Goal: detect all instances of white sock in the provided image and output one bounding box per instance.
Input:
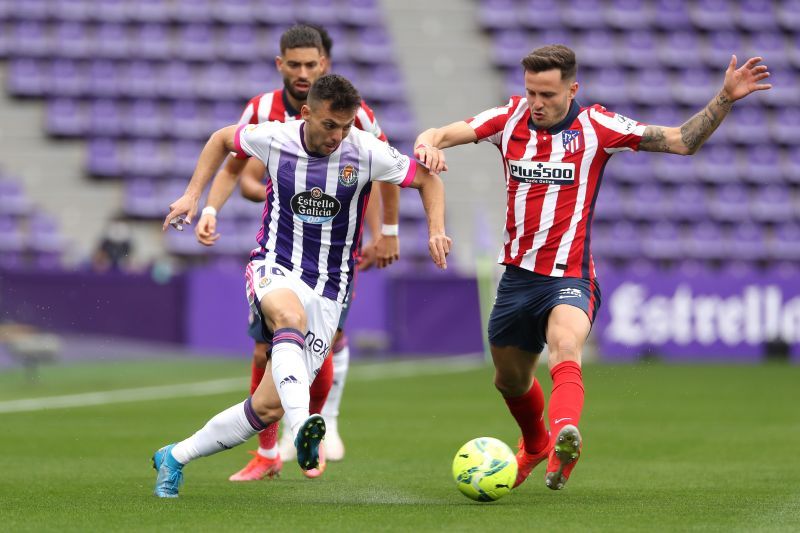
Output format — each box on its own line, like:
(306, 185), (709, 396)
(271, 328), (310, 439)
(258, 446), (279, 459)
(171, 399), (264, 464)
(322, 344), (350, 422)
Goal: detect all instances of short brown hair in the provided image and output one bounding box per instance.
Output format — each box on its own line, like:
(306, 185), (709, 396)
(521, 45), (577, 81)
(279, 24), (324, 55)
(308, 74), (362, 113)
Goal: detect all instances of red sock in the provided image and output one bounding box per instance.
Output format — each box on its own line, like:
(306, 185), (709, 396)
(504, 379), (548, 454)
(309, 352), (334, 414)
(548, 361), (584, 444)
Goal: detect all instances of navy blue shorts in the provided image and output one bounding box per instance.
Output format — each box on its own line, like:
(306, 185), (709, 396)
(487, 266), (601, 354)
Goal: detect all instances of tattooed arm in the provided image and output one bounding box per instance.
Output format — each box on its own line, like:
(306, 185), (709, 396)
(639, 55), (771, 155)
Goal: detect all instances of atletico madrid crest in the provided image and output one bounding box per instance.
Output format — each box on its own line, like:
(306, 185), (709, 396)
(562, 130), (583, 155)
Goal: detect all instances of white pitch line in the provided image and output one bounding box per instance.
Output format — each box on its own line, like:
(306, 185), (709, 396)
(0, 356), (485, 414)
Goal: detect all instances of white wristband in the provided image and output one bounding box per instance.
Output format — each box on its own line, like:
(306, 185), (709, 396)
(381, 224), (399, 236)
(201, 206), (217, 218)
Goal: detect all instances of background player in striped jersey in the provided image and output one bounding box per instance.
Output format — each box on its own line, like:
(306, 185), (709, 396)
(195, 25), (399, 481)
(154, 74), (450, 498)
(415, 45), (770, 491)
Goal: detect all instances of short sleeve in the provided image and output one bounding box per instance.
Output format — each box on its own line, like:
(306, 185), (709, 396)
(235, 122), (277, 163)
(588, 105), (648, 154)
(466, 96), (521, 146)
(364, 133), (416, 188)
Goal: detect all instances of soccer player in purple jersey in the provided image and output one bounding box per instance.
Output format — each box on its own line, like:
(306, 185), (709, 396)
(153, 74), (451, 498)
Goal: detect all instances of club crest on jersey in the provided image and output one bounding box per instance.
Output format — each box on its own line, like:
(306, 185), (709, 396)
(258, 276), (271, 288)
(291, 187), (341, 224)
(508, 160), (576, 185)
(338, 164), (359, 186)
(562, 130), (583, 155)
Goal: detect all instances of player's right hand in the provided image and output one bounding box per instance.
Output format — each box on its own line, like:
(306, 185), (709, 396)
(195, 213), (220, 246)
(414, 143), (448, 174)
(163, 194), (198, 231)
(428, 233), (452, 270)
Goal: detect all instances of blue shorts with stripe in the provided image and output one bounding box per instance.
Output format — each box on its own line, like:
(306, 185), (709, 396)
(487, 265), (601, 354)
(246, 289), (352, 343)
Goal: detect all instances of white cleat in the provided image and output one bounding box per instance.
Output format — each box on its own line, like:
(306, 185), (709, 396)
(324, 427), (345, 462)
(278, 427), (297, 462)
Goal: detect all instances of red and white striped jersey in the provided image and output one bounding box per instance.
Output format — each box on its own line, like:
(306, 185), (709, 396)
(237, 88), (387, 140)
(467, 96), (647, 280)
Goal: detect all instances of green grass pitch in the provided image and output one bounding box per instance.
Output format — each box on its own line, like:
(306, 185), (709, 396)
(0, 357), (798, 532)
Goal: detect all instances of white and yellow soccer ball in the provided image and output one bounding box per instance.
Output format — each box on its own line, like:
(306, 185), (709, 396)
(452, 437), (518, 502)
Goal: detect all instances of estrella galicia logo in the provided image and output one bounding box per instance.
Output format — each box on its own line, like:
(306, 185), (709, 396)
(291, 187), (341, 224)
(508, 160), (576, 185)
(338, 164), (359, 186)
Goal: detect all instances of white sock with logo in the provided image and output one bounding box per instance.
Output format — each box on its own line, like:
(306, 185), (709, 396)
(271, 328), (310, 439)
(321, 342), (350, 426)
(171, 399), (264, 464)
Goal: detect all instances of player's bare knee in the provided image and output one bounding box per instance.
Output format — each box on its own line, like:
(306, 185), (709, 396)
(548, 337), (582, 365)
(270, 309), (306, 332)
(493, 370), (529, 397)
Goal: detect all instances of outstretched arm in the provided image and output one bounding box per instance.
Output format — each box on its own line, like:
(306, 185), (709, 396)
(414, 121), (478, 173)
(162, 124), (240, 230)
(639, 56), (771, 155)
(406, 165), (451, 270)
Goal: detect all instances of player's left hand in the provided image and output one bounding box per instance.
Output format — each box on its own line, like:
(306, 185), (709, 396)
(428, 233), (452, 270)
(414, 143), (449, 174)
(163, 193), (199, 231)
(722, 55), (771, 102)
(375, 235), (399, 268)
(358, 242), (377, 271)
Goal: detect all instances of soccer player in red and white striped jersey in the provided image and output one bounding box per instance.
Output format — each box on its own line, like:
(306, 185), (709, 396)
(415, 45), (771, 491)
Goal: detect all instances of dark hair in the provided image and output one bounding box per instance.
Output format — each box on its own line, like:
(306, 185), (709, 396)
(305, 23), (333, 59)
(279, 24), (324, 55)
(521, 44), (577, 81)
(308, 74), (361, 112)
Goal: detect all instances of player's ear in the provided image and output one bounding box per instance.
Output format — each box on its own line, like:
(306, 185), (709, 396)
(301, 104), (312, 120)
(569, 81), (579, 99)
(275, 55), (283, 71)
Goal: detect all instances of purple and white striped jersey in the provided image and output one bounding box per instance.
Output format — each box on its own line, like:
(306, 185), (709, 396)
(234, 120), (417, 303)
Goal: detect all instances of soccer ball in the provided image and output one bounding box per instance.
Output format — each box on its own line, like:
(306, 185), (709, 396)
(452, 437), (517, 502)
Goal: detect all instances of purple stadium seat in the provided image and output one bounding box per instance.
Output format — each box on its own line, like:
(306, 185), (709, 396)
(126, 99), (164, 139)
(479, 0), (519, 31)
(671, 67), (715, 106)
(54, 0), (92, 21)
(254, 0), (296, 25)
(124, 179), (160, 218)
(560, 0), (606, 29)
(740, 145), (783, 186)
(197, 62), (238, 100)
(642, 220), (683, 261)
(668, 183), (709, 221)
(94, 22), (130, 59)
(747, 32), (790, 69)
(581, 67), (627, 107)
(338, 0), (383, 27)
(696, 144), (741, 184)
(128, 0), (172, 22)
(28, 213), (65, 254)
(11, 0), (48, 20)
(651, 0), (692, 31)
(685, 221), (728, 260)
(134, 23), (172, 61)
(53, 21), (91, 59)
(209, 101), (241, 131)
(296, 0), (339, 26)
(574, 30), (616, 69)
(736, 0), (779, 31)
(11, 20), (50, 57)
(213, 0), (257, 24)
(89, 99), (123, 138)
(782, 148), (800, 185)
(750, 185), (795, 223)
(760, 69), (800, 107)
(702, 31), (745, 69)
(50, 58), (87, 97)
(520, 0), (562, 31)
(616, 31), (659, 69)
(125, 139), (165, 178)
(592, 183), (623, 222)
(653, 154), (696, 185)
(158, 61), (196, 98)
(604, 0), (653, 29)
(219, 24), (260, 63)
(46, 98), (88, 137)
(492, 30), (531, 69)
(607, 151), (655, 184)
(350, 28), (393, 64)
(119, 60), (159, 99)
(726, 105), (770, 145)
(0, 180), (30, 216)
(708, 183), (749, 222)
(171, 140), (204, 177)
(172, 0), (214, 23)
(603, 220), (642, 259)
(776, 0), (800, 32)
(768, 106), (800, 145)
(0, 216), (25, 253)
(175, 24), (216, 61)
(623, 182), (669, 221)
(94, 0), (128, 22)
(728, 222), (767, 262)
(375, 104), (416, 142)
(628, 69), (673, 105)
(7, 58), (47, 96)
(770, 223), (800, 261)
(88, 139), (122, 177)
(637, 105), (682, 129)
(88, 59), (120, 97)
(690, 0), (735, 30)
(361, 65), (404, 103)
(240, 63), (281, 101)
(658, 31), (704, 68)
(168, 100), (208, 140)
(323, 26), (352, 63)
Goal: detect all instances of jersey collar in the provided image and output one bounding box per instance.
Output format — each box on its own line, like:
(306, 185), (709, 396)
(529, 100), (581, 135)
(299, 122), (329, 158)
(282, 89), (301, 118)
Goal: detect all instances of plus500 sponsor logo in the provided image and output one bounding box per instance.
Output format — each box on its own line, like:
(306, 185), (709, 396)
(606, 283), (800, 346)
(508, 160), (576, 185)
